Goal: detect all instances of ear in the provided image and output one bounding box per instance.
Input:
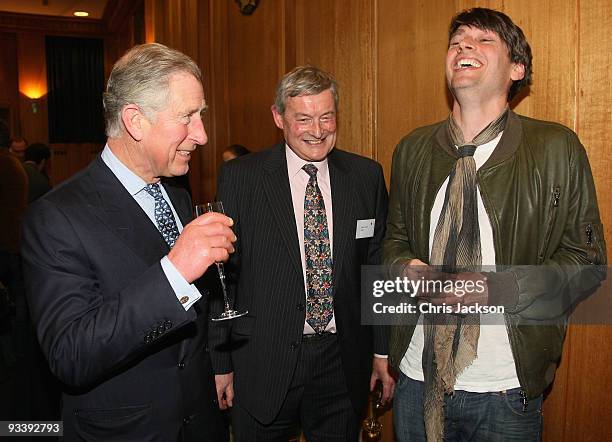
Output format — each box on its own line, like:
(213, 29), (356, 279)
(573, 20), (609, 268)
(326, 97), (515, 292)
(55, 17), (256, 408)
(121, 104), (146, 141)
(511, 63), (525, 82)
(271, 105), (285, 130)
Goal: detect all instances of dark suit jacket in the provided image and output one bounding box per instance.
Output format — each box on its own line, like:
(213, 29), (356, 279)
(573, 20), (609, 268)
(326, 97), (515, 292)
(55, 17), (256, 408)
(211, 144), (389, 424)
(21, 157), (226, 441)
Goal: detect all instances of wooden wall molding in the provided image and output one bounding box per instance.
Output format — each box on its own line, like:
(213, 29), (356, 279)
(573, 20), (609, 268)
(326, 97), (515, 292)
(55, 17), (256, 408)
(0, 11), (105, 36)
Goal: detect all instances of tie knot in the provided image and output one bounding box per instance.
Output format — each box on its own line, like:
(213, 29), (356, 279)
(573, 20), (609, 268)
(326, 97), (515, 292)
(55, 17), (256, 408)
(144, 183), (163, 199)
(458, 145), (477, 158)
(303, 163), (318, 178)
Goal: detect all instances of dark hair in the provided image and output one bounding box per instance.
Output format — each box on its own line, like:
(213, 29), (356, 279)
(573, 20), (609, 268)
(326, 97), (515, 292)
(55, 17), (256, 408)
(0, 120), (9, 148)
(25, 143), (51, 164)
(449, 8), (532, 101)
(225, 144), (250, 157)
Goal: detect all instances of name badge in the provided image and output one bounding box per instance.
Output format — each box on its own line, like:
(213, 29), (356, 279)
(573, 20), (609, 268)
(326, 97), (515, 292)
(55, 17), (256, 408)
(355, 219), (375, 239)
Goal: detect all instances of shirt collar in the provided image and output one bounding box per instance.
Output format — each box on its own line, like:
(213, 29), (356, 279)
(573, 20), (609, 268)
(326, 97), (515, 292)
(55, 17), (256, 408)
(284, 143), (329, 180)
(100, 144), (149, 196)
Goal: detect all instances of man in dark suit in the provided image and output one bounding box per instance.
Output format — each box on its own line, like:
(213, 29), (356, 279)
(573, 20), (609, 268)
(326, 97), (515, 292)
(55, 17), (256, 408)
(21, 43), (235, 441)
(212, 66), (395, 440)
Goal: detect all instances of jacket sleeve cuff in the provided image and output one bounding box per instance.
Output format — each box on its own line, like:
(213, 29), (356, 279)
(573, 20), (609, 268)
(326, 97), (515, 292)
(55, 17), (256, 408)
(210, 352), (233, 375)
(486, 271), (519, 310)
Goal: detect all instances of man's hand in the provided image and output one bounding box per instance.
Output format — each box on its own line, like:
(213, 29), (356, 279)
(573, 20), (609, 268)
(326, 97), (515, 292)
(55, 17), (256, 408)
(214, 372), (234, 410)
(401, 258), (430, 297)
(370, 357), (395, 404)
(416, 271), (489, 309)
(168, 212), (236, 283)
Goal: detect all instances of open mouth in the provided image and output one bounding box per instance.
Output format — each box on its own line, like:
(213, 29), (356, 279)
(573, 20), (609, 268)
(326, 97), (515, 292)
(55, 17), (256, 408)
(177, 150), (192, 158)
(455, 58), (482, 69)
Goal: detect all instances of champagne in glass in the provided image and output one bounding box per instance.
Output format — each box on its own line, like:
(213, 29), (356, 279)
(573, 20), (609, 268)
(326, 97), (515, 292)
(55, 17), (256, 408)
(195, 202), (247, 321)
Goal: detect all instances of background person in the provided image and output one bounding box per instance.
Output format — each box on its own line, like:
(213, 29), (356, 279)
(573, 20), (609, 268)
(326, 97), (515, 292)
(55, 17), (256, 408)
(9, 136), (27, 161)
(23, 142), (52, 203)
(222, 144), (250, 162)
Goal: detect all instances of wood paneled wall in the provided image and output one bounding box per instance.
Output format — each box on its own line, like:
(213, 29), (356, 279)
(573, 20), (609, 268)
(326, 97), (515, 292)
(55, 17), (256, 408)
(0, 32), (19, 135)
(147, 1), (611, 440)
(0, 11), (123, 186)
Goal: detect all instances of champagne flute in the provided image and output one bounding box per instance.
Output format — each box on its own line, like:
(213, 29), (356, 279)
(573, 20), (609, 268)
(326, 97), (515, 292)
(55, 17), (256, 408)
(195, 202), (248, 321)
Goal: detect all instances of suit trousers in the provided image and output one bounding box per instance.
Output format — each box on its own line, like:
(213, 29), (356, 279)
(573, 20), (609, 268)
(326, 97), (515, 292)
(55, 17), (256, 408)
(232, 333), (360, 441)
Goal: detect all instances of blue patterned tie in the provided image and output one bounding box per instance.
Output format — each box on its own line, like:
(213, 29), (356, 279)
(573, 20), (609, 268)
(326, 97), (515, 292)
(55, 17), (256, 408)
(302, 164), (333, 333)
(144, 183), (180, 247)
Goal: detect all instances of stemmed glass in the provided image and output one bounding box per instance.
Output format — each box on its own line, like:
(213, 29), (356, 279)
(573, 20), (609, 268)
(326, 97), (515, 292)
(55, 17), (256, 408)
(195, 202), (248, 321)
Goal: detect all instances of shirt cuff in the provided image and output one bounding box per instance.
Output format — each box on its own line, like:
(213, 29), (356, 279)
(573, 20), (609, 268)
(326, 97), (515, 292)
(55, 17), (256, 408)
(160, 256), (202, 311)
(374, 354), (388, 359)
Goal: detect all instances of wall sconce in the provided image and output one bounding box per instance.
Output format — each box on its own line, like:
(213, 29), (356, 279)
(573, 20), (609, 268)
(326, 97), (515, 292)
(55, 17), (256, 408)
(235, 0), (259, 15)
(21, 83), (45, 115)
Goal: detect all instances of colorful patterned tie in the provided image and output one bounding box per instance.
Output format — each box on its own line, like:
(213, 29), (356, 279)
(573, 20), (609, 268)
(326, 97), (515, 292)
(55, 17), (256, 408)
(302, 164), (333, 333)
(144, 183), (180, 247)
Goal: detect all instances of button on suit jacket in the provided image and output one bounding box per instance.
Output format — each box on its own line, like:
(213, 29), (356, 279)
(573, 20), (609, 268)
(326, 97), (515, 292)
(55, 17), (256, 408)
(21, 157), (226, 441)
(210, 144), (389, 423)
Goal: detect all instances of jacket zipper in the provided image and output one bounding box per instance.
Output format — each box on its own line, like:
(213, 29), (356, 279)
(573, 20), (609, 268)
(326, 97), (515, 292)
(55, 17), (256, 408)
(586, 223), (593, 247)
(585, 222), (598, 264)
(537, 186), (560, 264)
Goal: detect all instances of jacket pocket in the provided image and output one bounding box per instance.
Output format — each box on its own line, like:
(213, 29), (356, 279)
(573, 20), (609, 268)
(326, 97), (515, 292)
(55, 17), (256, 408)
(231, 315), (256, 336)
(537, 186), (560, 264)
(74, 404), (151, 441)
(583, 221), (606, 265)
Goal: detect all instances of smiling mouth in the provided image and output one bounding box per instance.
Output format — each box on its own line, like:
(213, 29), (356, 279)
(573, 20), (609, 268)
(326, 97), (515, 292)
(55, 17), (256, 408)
(177, 150), (193, 158)
(304, 138), (326, 145)
(455, 58), (482, 69)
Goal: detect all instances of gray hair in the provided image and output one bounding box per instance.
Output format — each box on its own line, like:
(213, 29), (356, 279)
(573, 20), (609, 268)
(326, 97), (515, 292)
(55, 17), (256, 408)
(274, 65), (338, 115)
(103, 43), (202, 138)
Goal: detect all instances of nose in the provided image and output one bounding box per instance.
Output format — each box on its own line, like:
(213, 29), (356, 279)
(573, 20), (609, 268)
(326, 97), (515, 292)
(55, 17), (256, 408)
(310, 119), (322, 138)
(458, 38), (474, 52)
(189, 116), (208, 146)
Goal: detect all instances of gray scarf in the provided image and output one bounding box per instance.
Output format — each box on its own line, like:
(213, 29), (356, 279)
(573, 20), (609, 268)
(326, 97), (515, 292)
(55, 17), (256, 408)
(422, 109), (508, 441)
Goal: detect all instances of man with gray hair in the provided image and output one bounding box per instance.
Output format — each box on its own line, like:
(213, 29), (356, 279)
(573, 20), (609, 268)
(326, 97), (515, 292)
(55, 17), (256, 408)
(21, 43), (234, 441)
(211, 65), (394, 440)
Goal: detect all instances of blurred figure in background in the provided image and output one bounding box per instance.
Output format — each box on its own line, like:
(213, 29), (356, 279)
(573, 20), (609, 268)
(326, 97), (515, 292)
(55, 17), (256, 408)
(9, 136), (28, 162)
(0, 121), (27, 415)
(222, 144), (250, 162)
(23, 143), (52, 203)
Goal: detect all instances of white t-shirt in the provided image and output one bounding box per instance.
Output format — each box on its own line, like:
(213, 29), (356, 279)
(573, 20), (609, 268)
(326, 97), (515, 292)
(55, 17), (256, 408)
(399, 132), (521, 392)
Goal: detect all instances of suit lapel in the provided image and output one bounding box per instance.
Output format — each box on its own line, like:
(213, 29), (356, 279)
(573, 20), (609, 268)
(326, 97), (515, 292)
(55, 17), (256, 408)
(328, 150), (353, 294)
(262, 144), (302, 276)
(87, 158), (199, 362)
(86, 157), (170, 266)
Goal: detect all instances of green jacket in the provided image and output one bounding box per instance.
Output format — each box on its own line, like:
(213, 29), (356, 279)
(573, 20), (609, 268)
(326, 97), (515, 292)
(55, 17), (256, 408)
(383, 111), (607, 399)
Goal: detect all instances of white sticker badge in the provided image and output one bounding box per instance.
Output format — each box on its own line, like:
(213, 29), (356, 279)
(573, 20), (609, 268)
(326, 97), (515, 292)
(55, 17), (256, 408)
(355, 219), (375, 239)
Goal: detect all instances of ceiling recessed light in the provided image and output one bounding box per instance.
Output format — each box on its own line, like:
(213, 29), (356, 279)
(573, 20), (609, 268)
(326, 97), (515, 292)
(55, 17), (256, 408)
(73, 11), (89, 17)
